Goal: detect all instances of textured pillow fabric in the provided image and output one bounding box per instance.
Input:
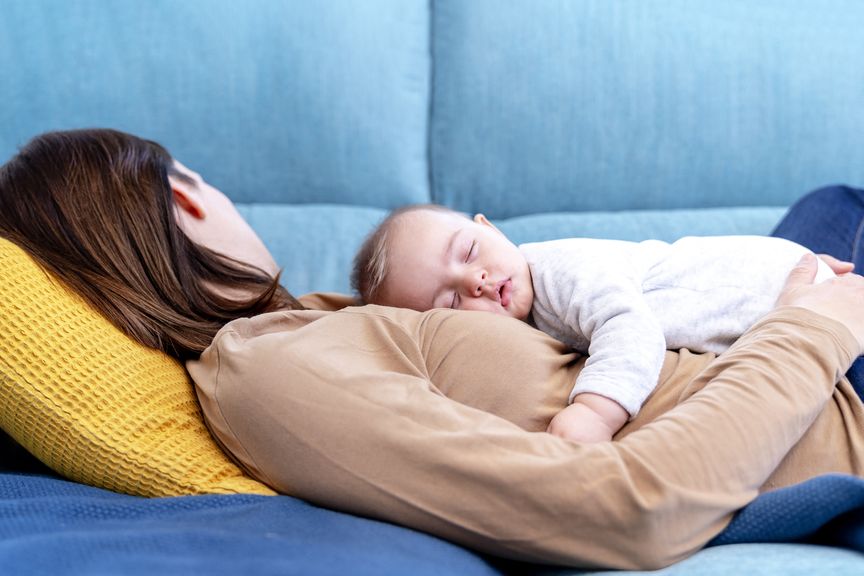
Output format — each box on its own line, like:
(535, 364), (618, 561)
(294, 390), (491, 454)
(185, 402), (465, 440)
(0, 238), (273, 497)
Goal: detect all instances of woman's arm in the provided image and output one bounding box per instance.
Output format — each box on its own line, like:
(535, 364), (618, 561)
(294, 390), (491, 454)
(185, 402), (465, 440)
(420, 255), (862, 567)
(189, 257), (863, 570)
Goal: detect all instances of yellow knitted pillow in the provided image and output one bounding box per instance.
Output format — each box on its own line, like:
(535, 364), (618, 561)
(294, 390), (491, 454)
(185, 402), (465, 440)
(0, 238), (274, 497)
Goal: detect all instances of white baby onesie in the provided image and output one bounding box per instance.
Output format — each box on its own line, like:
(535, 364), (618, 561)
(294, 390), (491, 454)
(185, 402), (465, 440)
(520, 236), (835, 417)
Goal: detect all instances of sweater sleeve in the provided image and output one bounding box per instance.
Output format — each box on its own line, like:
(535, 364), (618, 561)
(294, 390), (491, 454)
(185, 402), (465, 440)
(189, 305), (858, 570)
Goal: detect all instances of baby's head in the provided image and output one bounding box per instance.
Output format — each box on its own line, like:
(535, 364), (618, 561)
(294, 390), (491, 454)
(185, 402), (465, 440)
(351, 204), (533, 320)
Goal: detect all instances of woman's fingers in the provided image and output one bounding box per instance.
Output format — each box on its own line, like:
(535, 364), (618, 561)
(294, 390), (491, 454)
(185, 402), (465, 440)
(779, 253), (819, 294)
(817, 253), (855, 275)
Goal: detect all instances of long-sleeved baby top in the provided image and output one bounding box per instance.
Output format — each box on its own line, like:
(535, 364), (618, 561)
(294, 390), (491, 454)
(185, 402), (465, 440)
(521, 236), (835, 416)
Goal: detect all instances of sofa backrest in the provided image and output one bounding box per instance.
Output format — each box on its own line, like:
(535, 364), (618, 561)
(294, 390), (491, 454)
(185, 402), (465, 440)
(0, 0), (431, 209)
(430, 0), (864, 218)
(2, 0), (863, 294)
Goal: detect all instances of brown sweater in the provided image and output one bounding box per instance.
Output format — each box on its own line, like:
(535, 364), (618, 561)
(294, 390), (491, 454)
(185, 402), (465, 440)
(188, 304), (862, 570)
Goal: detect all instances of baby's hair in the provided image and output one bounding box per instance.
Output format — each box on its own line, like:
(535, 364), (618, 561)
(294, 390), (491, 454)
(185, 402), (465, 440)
(351, 204), (465, 304)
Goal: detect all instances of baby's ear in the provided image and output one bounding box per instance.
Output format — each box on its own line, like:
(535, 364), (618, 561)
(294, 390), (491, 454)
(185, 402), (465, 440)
(473, 213), (491, 226)
(473, 213), (502, 233)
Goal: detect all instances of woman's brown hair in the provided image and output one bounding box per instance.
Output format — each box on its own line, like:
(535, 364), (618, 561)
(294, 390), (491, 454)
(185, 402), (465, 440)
(0, 128), (301, 360)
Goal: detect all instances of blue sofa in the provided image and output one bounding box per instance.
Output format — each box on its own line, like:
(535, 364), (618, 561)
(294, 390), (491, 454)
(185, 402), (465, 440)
(2, 1), (864, 574)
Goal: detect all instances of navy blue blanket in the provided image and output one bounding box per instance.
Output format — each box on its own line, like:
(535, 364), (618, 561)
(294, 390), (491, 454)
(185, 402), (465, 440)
(3, 425), (864, 574)
(1, 469), (864, 575)
(709, 473), (864, 550)
(0, 472), (502, 576)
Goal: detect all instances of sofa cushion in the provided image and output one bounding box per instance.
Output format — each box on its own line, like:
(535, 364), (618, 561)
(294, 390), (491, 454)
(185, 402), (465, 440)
(497, 206), (788, 246)
(573, 543), (864, 576)
(0, 238), (273, 497)
(247, 203), (788, 295)
(431, 0), (864, 218)
(0, 0), (431, 209)
(238, 203), (390, 296)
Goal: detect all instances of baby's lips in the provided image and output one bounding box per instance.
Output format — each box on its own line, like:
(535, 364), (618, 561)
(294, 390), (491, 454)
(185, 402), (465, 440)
(498, 279), (513, 307)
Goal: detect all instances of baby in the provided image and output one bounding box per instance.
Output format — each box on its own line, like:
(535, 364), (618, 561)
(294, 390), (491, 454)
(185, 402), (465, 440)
(351, 204), (837, 443)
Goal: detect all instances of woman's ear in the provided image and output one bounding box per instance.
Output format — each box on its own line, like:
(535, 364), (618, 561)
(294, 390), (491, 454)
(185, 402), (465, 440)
(171, 178), (207, 220)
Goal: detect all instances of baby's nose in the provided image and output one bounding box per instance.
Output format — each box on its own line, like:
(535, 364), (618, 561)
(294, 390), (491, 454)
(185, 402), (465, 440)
(467, 270), (488, 296)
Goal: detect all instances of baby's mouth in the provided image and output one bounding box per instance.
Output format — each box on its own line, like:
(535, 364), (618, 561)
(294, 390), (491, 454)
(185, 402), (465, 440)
(497, 279), (512, 308)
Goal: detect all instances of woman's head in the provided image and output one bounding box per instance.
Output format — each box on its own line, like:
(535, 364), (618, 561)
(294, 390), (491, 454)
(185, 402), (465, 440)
(0, 128), (300, 359)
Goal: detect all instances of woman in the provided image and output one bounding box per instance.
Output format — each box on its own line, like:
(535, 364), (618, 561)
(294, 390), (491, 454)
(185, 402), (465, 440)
(2, 128), (864, 570)
(0, 128), (303, 360)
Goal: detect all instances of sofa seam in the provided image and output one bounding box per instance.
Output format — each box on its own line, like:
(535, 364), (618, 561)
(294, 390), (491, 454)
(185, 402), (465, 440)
(426, 0), (437, 205)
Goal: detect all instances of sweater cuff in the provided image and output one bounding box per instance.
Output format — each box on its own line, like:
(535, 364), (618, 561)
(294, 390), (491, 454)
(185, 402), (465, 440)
(747, 306), (859, 371)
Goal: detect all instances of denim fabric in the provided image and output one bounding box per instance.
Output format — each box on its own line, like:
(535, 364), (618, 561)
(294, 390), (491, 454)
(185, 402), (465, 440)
(771, 185), (864, 398)
(772, 186), (864, 271)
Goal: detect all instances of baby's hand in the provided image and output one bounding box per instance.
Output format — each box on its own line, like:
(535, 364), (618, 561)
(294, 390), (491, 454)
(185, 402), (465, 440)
(547, 403), (614, 443)
(546, 394), (628, 443)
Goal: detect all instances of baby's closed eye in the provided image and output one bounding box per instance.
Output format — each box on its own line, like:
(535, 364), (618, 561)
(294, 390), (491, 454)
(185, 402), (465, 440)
(465, 240), (477, 262)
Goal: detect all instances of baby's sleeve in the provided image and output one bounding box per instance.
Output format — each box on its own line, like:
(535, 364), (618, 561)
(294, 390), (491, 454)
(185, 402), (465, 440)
(528, 246), (667, 417)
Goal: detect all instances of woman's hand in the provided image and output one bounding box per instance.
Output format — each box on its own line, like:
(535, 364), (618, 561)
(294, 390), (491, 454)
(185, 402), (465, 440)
(777, 253), (864, 352)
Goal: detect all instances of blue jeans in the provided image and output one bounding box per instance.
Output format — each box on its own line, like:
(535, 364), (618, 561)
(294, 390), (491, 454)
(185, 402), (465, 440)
(771, 184), (864, 398)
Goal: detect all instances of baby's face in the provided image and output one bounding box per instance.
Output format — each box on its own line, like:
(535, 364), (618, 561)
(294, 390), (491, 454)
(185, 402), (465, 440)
(378, 209), (534, 320)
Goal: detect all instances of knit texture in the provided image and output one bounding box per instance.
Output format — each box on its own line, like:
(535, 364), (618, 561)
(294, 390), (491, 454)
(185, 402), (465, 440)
(710, 473), (864, 548)
(0, 472), (498, 576)
(0, 238), (273, 496)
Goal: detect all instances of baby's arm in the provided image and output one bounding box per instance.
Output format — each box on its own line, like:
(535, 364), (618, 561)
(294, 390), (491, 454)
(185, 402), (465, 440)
(528, 242), (668, 442)
(547, 393), (628, 443)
